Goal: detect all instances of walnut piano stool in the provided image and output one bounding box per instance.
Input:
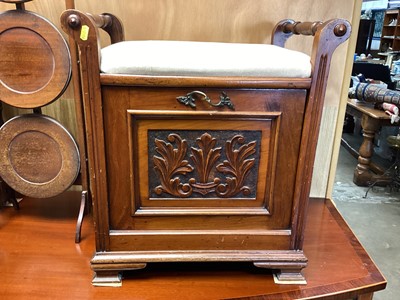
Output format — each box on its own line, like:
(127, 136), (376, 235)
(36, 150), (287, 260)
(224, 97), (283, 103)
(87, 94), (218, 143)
(61, 10), (351, 286)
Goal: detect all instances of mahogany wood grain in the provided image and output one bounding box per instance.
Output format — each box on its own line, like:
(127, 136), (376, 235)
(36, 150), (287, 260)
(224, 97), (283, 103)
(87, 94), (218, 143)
(0, 192), (386, 299)
(282, 19), (351, 251)
(100, 74), (312, 89)
(102, 87), (305, 232)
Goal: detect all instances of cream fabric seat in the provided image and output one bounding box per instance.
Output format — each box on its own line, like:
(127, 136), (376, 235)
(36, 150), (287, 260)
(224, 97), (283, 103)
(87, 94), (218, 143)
(100, 40), (311, 78)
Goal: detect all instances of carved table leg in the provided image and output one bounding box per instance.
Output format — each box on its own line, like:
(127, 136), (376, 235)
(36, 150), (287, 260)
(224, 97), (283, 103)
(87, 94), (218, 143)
(356, 292), (373, 300)
(353, 115), (391, 186)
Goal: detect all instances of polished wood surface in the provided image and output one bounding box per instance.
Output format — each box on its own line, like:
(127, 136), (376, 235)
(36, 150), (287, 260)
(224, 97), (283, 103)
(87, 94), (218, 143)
(347, 98), (392, 120)
(0, 192), (386, 299)
(345, 98), (395, 186)
(97, 87), (307, 283)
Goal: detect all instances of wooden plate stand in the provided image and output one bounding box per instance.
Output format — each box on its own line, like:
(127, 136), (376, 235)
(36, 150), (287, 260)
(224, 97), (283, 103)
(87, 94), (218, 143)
(0, 0), (86, 243)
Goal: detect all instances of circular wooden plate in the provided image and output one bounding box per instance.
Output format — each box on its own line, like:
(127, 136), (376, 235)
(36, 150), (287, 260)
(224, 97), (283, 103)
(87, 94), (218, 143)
(0, 9), (71, 108)
(0, 114), (80, 198)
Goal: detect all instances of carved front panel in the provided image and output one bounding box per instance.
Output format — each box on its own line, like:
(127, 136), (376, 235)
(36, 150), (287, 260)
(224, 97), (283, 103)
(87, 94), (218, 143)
(129, 110), (280, 216)
(103, 87), (307, 231)
(149, 130), (261, 199)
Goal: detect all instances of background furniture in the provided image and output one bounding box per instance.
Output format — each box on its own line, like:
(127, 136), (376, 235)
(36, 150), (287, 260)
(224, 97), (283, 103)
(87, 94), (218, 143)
(352, 61), (396, 89)
(344, 98), (395, 186)
(380, 9), (400, 52)
(356, 19), (375, 55)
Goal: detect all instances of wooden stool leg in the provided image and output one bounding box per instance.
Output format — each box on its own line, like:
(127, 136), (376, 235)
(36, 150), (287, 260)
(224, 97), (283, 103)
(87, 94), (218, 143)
(92, 271), (123, 287)
(274, 268), (306, 284)
(75, 190), (87, 243)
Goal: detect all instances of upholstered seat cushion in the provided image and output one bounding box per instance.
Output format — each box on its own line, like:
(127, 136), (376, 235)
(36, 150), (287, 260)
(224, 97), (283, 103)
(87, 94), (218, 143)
(100, 40), (311, 78)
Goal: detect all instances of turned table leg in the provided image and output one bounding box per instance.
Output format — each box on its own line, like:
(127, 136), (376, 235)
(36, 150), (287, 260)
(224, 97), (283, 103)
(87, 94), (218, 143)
(356, 292), (373, 300)
(353, 115), (390, 186)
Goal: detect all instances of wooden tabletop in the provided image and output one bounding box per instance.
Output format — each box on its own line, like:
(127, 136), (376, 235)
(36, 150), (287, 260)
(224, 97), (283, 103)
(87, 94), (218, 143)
(347, 98), (391, 120)
(0, 192), (386, 300)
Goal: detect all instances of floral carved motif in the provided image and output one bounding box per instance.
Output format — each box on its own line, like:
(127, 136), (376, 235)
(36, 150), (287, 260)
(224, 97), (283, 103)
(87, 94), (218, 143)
(152, 132), (257, 198)
(215, 135), (256, 197)
(153, 134), (194, 197)
(189, 133), (222, 195)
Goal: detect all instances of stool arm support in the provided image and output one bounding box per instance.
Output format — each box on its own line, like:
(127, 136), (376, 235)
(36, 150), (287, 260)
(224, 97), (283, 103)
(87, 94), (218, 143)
(87, 13), (125, 44)
(272, 19), (349, 47)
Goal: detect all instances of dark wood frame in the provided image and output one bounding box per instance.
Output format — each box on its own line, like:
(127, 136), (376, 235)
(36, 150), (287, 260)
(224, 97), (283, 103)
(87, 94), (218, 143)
(61, 10), (351, 285)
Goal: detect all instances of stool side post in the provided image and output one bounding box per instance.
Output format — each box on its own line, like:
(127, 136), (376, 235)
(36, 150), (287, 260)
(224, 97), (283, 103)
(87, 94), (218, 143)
(61, 9), (110, 252)
(290, 19), (351, 249)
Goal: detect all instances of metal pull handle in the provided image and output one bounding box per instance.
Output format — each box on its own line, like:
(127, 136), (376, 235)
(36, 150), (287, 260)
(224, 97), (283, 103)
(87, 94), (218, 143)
(177, 91), (235, 110)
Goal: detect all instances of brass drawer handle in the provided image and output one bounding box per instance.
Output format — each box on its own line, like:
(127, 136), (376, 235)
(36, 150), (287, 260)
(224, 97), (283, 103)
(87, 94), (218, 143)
(177, 91), (235, 110)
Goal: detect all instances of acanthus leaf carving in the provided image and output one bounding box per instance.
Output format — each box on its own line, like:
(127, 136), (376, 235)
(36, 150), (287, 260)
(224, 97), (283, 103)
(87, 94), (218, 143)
(153, 134), (194, 197)
(216, 135), (256, 197)
(190, 133), (222, 183)
(152, 132), (257, 198)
